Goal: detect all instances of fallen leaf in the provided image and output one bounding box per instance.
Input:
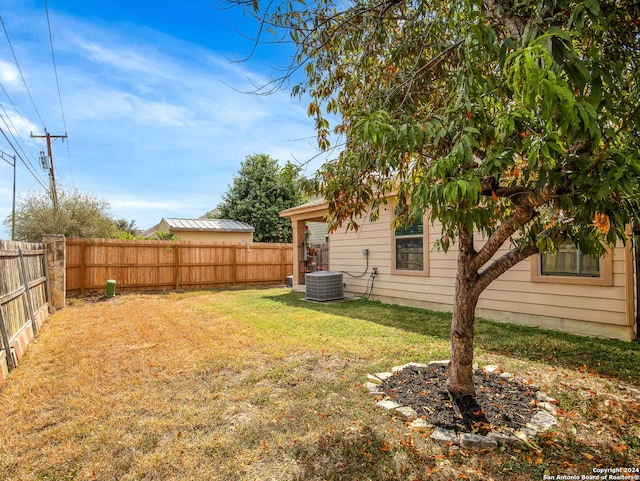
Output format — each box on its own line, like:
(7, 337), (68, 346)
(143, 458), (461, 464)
(380, 442), (392, 452)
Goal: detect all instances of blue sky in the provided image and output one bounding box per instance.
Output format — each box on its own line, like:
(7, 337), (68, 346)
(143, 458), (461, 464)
(0, 0), (329, 237)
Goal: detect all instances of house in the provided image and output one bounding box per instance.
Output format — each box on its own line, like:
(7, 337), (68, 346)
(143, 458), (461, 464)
(142, 218), (254, 243)
(280, 200), (638, 341)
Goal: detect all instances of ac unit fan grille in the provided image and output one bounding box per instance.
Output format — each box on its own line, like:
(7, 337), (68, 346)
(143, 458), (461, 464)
(305, 271), (343, 301)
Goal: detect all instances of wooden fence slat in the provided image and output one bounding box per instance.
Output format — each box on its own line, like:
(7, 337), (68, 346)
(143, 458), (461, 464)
(0, 307), (15, 370)
(65, 239), (294, 294)
(80, 242), (86, 295)
(232, 246), (237, 286)
(174, 245), (180, 290)
(18, 249), (37, 335)
(0, 240), (48, 376)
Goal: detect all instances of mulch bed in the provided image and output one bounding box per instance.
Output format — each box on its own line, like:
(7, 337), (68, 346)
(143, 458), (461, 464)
(381, 364), (539, 435)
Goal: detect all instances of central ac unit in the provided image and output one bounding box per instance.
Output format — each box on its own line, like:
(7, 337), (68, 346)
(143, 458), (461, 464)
(305, 271), (344, 301)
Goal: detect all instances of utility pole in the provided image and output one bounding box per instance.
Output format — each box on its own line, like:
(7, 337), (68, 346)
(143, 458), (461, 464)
(31, 131), (67, 210)
(0, 149), (16, 240)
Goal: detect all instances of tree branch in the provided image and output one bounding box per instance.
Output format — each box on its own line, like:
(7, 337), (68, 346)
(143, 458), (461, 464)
(480, 177), (568, 223)
(482, 0), (526, 42)
(456, 222), (478, 281)
(468, 214), (520, 273)
(472, 243), (539, 298)
(470, 179), (572, 274)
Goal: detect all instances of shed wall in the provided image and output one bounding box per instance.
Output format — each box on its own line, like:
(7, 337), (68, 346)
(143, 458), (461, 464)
(170, 231), (253, 243)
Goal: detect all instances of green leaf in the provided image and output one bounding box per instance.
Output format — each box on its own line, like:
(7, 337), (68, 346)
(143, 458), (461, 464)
(583, 0), (601, 17)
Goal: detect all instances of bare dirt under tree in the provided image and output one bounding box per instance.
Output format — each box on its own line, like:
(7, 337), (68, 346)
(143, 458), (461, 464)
(381, 363), (540, 435)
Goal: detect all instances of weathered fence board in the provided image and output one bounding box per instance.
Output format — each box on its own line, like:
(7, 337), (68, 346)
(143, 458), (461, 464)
(0, 240), (49, 384)
(66, 239), (294, 295)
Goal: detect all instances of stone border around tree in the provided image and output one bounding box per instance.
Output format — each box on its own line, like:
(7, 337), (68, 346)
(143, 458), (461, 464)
(364, 360), (558, 451)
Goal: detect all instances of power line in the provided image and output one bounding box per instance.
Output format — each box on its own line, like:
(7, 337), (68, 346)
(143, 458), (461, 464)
(0, 110), (50, 191)
(0, 127), (49, 191)
(0, 148), (17, 239)
(0, 88), (43, 162)
(0, 102), (47, 185)
(0, 81), (36, 135)
(44, 0), (68, 134)
(0, 15), (47, 130)
(43, 0), (73, 184)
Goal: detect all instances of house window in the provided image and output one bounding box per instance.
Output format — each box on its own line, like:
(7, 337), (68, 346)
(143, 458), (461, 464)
(531, 241), (613, 286)
(540, 242), (600, 277)
(393, 218), (427, 274)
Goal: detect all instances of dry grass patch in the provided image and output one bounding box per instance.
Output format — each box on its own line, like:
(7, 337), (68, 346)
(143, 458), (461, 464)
(0, 288), (638, 480)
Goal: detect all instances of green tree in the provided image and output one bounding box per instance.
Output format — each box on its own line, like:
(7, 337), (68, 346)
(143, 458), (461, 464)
(113, 218), (140, 239)
(215, 154), (306, 242)
(237, 0), (640, 397)
(156, 231), (180, 241)
(6, 188), (118, 241)
(114, 218), (137, 235)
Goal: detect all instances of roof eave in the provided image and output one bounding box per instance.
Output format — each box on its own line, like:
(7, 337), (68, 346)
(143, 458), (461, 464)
(280, 200), (328, 220)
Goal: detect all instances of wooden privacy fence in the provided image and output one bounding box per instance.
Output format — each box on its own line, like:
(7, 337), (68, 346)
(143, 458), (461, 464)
(0, 240), (49, 384)
(66, 238), (294, 295)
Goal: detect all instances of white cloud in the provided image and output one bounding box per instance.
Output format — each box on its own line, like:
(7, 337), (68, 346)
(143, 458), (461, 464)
(68, 88), (195, 127)
(76, 41), (171, 79)
(0, 4), (328, 237)
(0, 104), (40, 140)
(0, 60), (20, 88)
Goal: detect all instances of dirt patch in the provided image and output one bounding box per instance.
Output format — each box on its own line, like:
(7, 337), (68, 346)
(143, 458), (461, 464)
(66, 293), (113, 304)
(381, 364), (540, 435)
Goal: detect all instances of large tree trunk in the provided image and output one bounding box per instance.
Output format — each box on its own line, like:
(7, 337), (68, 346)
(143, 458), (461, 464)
(447, 279), (480, 398)
(445, 219), (539, 398)
(446, 227), (481, 398)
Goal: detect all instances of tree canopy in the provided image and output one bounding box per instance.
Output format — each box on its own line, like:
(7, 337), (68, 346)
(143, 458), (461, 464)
(214, 154), (306, 243)
(6, 188), (120, 242)
(114, 218), (138, 238)
(289, 0), (640, 252)
(236, 0), (640, 396)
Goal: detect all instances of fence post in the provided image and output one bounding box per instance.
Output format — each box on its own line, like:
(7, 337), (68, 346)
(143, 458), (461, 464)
(43, 234), (66, 310)
(41, 244), (51, 306)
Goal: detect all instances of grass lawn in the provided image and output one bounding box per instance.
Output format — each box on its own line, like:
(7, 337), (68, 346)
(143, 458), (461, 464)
(0, 287), (638, 480)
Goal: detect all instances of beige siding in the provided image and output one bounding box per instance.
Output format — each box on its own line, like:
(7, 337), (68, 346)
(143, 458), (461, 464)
(145, 219), (253, 243)
(307, 222), (329, 245)
(328, 207), (634, 341)
(170, 231), (253, 243)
